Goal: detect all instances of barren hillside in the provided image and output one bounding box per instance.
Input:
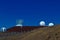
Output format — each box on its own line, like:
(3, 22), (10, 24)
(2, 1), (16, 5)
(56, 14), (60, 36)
(0, 25), (60, 40)
(21, 25), (60, 40)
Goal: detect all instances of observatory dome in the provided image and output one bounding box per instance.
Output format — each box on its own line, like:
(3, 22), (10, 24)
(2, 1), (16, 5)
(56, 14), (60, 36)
(1, 27), (6, 32)
(48, 23), (54, 26)
(40, 21), (45, 26)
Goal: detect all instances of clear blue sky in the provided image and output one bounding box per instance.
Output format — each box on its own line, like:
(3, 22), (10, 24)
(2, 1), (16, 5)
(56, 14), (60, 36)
(0, 0), (60, 28)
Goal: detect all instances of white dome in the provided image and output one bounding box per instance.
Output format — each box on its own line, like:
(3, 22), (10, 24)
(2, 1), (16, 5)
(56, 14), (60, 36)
(40, 21), (45, 26)
(48, 23), (54, 26)
(16, 24), (22, 26)
(1, 27), (6, 32)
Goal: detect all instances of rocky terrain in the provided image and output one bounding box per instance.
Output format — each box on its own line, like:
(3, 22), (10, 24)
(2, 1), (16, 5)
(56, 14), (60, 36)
(0, 25), (60, 40)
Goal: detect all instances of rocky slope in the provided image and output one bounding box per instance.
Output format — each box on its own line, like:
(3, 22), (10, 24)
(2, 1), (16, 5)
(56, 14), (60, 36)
(0, 25), (60, 40)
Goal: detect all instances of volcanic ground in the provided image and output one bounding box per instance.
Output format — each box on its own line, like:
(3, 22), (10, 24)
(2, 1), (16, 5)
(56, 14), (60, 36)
(0, 25), (60, 40)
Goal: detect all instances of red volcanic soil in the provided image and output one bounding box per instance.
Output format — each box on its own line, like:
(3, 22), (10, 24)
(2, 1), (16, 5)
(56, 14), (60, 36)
(7, 26), (47, 32)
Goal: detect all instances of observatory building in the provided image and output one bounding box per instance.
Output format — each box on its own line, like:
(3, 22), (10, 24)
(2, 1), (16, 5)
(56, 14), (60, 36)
(16, 24), (22, 26)
(1, 27), (6, 32)
(40, 21), (45, 26)
(48, 23), (54, 26)
(16, 20), (23, 26)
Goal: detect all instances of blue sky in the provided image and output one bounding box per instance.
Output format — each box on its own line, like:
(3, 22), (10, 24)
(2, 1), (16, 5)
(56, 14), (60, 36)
(0, 0), (60, 28)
